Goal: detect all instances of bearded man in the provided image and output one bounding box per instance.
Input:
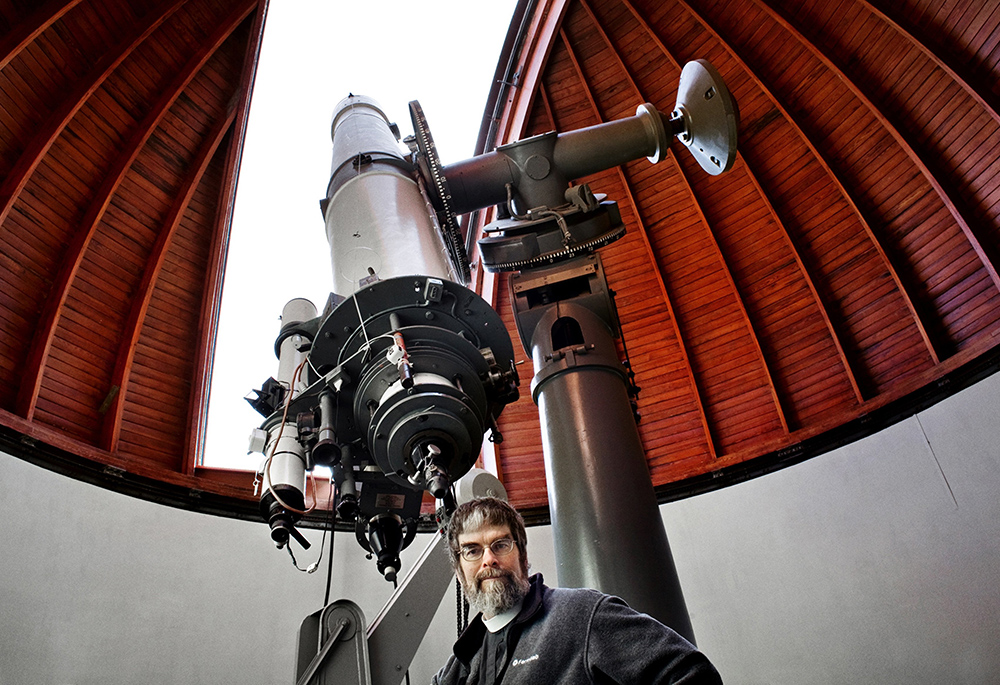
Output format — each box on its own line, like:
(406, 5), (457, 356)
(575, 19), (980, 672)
(432, 497), (722, 684)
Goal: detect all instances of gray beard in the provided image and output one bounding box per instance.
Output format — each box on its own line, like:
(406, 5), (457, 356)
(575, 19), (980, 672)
(461, 567), (530, 619)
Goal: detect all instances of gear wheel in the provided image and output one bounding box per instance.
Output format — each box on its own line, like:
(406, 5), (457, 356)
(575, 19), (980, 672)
(409, 101), (471, 284)
(484, 224), (626, 272)
(478, 201), (627, 273)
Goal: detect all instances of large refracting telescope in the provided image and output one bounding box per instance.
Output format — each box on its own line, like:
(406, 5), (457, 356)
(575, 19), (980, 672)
(246, 95), (521, 582)
(246, 60), (738, 637)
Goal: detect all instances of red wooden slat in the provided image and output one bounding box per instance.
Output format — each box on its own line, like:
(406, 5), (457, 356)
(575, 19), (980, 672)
(752, 0), (1000, 297)
(102, 106), (236, 453)
(15, 0), (255, 421)
(0, 0), (186, 235)
(571, 2), (790, 434)
(0, 0), (85, 71)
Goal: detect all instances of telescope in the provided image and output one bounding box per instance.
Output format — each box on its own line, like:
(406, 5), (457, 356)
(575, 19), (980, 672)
(246, 60), (738, 587)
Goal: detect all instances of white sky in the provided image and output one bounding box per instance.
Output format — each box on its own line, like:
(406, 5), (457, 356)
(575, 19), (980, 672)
(203, 0), (518, 469)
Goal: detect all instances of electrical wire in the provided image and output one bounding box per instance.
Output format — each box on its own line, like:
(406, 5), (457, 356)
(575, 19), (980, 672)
(456, 578), (463, 638)
(287, 474), (337, 574)
(352, 292), (372, 359)
(336, 332), (394, 368)
(324, 484), (337, 605)
(263, 358), (318, 516)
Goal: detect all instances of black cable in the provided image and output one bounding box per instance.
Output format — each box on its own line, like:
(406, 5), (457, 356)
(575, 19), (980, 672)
(323, 392), (341, 607)
(323, 490), (337, 606)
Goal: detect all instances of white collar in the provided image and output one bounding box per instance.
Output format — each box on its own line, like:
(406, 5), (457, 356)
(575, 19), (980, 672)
(482, 598), (523, 633)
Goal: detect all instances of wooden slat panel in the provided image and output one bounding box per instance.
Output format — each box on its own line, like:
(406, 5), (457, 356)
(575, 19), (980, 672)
(558, 9), (722, 459)
(583, 0), (859, 431)
(5, 0), (1000, 515)
(15, 0), (255, 423)
(749, 0), (1000, 325)
(493, 273), (547, 507)
(105, 110), (234, 454)
(677, 0), (946, 390)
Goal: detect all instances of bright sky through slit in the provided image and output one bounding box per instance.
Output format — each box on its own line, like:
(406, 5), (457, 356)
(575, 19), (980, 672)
(203, 0), (519, 469)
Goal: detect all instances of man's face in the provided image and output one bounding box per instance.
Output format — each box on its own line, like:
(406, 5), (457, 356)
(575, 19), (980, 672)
(456, 524), (530, 619)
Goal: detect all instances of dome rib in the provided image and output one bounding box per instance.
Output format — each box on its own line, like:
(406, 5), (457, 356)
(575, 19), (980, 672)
(0, 0), (185, 249)
(0, 0), (85, 72)
(660, 0), (883, 404)
(564, 2), (793, 444)
(101, 106), (236, 455)
(15, 0), (254, 423)
(750, 0), (1000, 309)
(681, 0), (944, 392)
(616, 0), (870, 411)
(553, 23), (721, 456)
(858, 0), (1000, 127)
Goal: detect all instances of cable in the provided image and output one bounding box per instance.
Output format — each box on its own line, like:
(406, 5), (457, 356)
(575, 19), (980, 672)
(352, 292), (372, 359)
(285, 533), (323, 573)
(324, 482), (337, 606)
(288, 476), (337, 574)
(263, 359), (318, 516)
(456, 578), (463, 638)
(336, 333), (393, 368)
(455, 578), (470, 636)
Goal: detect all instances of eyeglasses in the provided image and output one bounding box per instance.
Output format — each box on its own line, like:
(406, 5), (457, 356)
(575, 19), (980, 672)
(459, 537), (516, 562)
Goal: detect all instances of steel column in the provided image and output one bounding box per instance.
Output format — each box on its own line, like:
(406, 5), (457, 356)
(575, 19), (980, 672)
(529, 299), (695, 643)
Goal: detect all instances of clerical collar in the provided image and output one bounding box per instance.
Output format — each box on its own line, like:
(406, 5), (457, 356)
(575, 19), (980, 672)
(483, 599), (523, 633)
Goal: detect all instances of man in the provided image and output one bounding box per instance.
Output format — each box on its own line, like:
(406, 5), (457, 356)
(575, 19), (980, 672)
(432, 497), (722, 684)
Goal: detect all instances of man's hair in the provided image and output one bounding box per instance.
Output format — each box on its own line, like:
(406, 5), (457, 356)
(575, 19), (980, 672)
(446, 497), (528, 572)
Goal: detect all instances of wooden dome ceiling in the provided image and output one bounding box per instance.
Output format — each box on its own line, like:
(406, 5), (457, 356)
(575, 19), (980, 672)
(2, 0), (999, 523)
(476, 0), (1000, 514)
(0, 0), (264, 516)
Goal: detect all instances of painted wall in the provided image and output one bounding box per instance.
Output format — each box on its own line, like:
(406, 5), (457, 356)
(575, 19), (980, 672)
(1, 370), (998, 684)
(0, 454), (456, 684)
(658, 370), (1000, 683)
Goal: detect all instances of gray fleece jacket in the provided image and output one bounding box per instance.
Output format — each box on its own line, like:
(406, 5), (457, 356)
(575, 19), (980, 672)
(431, 574), (722, 684)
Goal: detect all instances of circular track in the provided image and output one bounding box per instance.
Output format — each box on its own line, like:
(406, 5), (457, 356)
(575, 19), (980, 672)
(409, 100), (471, 283)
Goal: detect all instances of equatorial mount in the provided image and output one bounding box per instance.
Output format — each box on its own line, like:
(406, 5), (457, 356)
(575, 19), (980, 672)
(444, 59), (740, 273)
